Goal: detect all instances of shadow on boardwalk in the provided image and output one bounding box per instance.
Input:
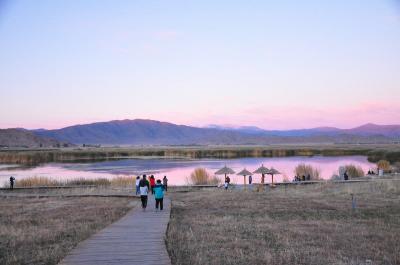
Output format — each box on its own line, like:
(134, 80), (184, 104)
(59, 196), (171, 265)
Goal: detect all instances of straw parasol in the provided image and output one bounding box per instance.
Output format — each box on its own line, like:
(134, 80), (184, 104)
(215, 165), (235, 181)
(237, 168), (252, 185)
(253, 164), (270, 184)
(267, 167), (281, 185)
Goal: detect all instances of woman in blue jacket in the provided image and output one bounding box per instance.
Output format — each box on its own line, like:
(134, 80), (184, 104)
(153, 179), (165, 211)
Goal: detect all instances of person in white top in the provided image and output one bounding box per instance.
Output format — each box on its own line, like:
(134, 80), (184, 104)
(135, 176), (141, 195)
(139, 175), (150, 210)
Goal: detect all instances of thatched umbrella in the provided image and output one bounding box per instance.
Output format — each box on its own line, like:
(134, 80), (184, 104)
(253, 164), (270, 184)
(267, 167), (281, 185)
(237, 168), (252, 185)
(215, 165), (235, 182)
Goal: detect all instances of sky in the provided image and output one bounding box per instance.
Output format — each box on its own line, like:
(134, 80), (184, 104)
(0, 0), (399, 130)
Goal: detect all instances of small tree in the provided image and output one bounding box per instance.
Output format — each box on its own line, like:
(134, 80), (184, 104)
(377, 160), (391, 172)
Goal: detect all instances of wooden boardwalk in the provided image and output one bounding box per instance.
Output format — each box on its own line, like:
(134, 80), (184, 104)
(59, 196), (171, 265)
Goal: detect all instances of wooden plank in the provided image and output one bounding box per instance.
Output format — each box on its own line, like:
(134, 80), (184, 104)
(59, 196), (171, 265)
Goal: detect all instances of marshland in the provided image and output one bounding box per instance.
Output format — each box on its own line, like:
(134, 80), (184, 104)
(1, 174), (400, 265)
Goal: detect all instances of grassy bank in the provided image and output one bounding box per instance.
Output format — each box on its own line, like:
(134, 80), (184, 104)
(3, 176), (137, 188)
(1, 144), (400, 165)
(0, 195), (135, 265)
(166, 180), (400, 265)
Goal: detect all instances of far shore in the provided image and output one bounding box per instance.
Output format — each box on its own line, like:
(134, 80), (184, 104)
(0, 143), (400, 166)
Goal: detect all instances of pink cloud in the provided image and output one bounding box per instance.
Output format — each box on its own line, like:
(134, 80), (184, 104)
(152, 30), (179, 40)
(161, 101), (400, 130)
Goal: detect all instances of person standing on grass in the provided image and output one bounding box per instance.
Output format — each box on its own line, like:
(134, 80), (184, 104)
(139, 175), (150, 210)
(135, 176), (141, 195)
(9, 176), (15, 190)
(163, 175), (168, 191)
(344, 171), (349, 181)
(150, 175), (156, 194)
(154, 179), (165, 211)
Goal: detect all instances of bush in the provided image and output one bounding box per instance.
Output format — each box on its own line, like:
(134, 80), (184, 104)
(190, 168), (220, 185)
(343, 164), (364, 178)
(294, 164), (321, 180)
(377, 160), (391, 172)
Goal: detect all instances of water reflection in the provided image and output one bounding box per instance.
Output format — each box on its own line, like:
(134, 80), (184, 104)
(0, 156), (375, 185)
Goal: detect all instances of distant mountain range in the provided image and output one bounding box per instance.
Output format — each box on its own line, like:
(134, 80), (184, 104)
(1, 119), (400, 147)
(207, 123), (400, 137)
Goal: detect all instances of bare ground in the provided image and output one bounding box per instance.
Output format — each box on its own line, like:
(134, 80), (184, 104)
(166, 180), (400, 265)
(0, 195), (135, 265)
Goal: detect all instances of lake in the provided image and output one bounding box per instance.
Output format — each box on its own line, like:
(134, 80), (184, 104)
(0, 155), (376, 186)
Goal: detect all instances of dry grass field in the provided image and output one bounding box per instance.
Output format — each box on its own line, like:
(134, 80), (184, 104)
(0, 195), (135, 265)
(167, 180), (400, 265)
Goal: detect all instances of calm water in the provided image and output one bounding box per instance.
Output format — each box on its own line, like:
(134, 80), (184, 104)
(0, 156), (375, 185)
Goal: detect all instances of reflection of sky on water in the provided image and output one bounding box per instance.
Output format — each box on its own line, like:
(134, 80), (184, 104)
(0, 156), (375, 185)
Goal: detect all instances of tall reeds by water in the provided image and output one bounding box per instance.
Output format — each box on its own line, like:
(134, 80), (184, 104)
(6, 176), (137, 188)
(189, 168), (220, 185)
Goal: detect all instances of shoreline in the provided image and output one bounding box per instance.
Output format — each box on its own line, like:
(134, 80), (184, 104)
(1, 144), (400, 165)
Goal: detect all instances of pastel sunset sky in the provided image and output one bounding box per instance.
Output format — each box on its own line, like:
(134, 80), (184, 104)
(0, 0), (399, 130)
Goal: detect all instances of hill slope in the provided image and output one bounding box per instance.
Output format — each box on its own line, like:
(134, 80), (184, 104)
(33, 119), (400, 145)
(0, 129), (65, 148)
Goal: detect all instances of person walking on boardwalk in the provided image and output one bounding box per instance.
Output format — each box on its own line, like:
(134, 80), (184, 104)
(135, 176), (141, 195)
(9, 176), (15, 190)
(149, 175), (156, 195)
(163, 175), (168, 191)
(139, 175), (150, 210)
(154, 179), (165, 211)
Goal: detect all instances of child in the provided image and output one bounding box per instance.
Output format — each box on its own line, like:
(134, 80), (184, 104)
(153, 179), (164, 211)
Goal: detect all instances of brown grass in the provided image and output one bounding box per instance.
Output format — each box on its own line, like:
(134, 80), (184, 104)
(377, 160), (391, 171)
(294, 163), (321, 180)
(0, 196), (134, 265)
(10, 176), (138, 188)
(167, 180), (400, 265)
(343, 164), (365, 178)
(189, 168), (220, 185)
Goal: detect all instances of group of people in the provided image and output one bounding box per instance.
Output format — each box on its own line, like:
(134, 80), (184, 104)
(293, 174), (311, 182)
(135, 175), (168, 211)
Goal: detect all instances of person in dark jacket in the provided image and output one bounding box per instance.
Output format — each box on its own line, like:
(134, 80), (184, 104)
(139, 175), (150, 210)
(344, 171), (349, 181)
(163, 176), (168, 192)
(249, 175), (252, 184)
(10, 176), (15, 190)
